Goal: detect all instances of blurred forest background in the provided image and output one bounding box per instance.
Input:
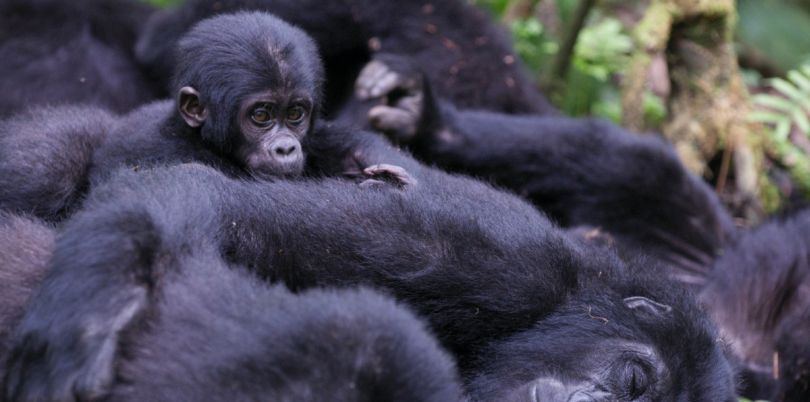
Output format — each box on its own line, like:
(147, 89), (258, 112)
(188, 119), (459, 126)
(146, 0), (810, 223)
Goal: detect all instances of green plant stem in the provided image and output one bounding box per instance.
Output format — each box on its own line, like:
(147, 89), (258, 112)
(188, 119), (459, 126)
(544, 0), (596, 90)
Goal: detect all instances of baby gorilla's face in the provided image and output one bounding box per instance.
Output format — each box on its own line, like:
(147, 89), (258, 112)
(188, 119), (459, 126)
(236, 89), (313, 179)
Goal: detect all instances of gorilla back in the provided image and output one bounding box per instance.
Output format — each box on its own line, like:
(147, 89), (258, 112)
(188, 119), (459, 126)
(4, 164), (737, 401)
(0, 0), (159, 116)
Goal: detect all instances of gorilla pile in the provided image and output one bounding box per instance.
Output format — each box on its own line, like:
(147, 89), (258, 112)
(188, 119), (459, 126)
(0, 1), (797, 401)
(0, 12), (409, 222)
(347, 55), (737, 284)
(0, 211), (461, 402)
(2, 162), (736, 401)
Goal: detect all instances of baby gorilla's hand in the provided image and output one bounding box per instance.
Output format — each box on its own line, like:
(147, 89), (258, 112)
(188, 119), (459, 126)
(359, 164), (418, 190)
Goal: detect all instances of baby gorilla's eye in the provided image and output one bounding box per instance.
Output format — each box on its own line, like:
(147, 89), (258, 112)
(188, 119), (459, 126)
(250, 105), (274, 126)
(286, 106), (306, 124)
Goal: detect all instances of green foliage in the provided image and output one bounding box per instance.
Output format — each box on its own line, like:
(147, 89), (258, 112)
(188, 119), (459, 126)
(144, 0), (183, 7)
(472, 1), (639, 122)
(510, 18), (557, 72)
(476, 0), (511, 15)
(562, 16), (647, 122)
(751, 66), (810, 141)
(751, 65), (810, 197)
(572, 18), (632, 82)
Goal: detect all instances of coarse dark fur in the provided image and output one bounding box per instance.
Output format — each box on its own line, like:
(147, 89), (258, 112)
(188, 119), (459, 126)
(700, 210), (810, 402)
(0, 212), (54, 370)
(416, 108), (737, 281)
(135, 0), (557, 116)
(3, 163), (736, 401)
(0, 12), (407, 222)
(0, 0), (159, 116)
(0, 106), (116, 220)
(0, 233), (462, 401)
(351, 56), (737, 281)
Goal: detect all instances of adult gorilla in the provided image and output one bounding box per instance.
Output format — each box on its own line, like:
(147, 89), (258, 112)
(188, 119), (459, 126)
(136, 0), (557, 116)
(4, 163), (737, 402)
(0, 0), (160, 116)
(0, 213), (462, 402)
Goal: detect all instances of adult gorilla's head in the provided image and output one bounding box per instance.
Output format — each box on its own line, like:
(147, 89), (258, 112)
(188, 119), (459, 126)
(171, 12), (324, 178)
(467, 260), (738, 402)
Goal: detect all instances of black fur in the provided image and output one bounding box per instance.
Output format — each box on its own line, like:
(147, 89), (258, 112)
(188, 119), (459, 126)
(352, 57), (737, 280)
(416, 106), (736, 278)
(0, 230), (461, 401)
(3, 163), (736, 401)
(0, 12), (404, 222)
(0, 106), (116, 220)
(0, 0), (159, 116)
(0, 212), (53, 370)
(701, 210), (810, 401)
(136, 0), (557, 116)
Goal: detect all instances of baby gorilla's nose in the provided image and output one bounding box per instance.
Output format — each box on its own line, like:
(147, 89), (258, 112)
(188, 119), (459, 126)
(266, 137), (302, 167)
(271, 137), (299, 157)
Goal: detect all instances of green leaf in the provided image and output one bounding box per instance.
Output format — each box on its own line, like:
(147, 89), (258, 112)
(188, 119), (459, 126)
(771, 78), (805, 102)
(748, 111), (790, 125)
(788, 70), (810, 93)
(753, 94), (798, 113)
(794, 108), (810, 134)
(776, 119), (792, 141)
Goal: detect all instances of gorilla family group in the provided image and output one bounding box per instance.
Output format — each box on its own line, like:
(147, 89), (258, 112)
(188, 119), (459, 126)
(0, 0), (807, 401)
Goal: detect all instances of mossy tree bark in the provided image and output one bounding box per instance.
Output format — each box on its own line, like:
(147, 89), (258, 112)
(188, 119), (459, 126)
(622, 0), (766, 221)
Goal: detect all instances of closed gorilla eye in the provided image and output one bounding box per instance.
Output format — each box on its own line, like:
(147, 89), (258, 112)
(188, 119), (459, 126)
(622, 361), (650, 399)
(250, 105), (274, 126)
(286, 106), (306, 124)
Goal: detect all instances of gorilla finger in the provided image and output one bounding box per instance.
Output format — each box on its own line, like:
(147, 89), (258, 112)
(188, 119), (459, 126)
(355, 60), (391, 99)
(368, 105), (418, 142)
(363, 164), (417, 188)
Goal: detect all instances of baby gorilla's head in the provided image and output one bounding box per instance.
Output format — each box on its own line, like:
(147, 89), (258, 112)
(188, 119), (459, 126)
(171, 12), (324, 179)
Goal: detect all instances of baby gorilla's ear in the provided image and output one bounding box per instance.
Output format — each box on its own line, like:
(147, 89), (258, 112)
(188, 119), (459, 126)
(178, 86), (208, 128)
(624, 296), (672, 318)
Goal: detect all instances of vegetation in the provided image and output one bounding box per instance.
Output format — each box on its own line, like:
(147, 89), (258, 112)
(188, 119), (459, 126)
(143, 0), (810, 214)
(473, 0), (810, 216)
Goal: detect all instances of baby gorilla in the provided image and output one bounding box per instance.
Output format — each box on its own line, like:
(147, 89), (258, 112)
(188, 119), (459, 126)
(165, 11), (320, 178)
(96, 10), (321, 179)
(0, 218), (462, 401)
(0, 12), (407, 221)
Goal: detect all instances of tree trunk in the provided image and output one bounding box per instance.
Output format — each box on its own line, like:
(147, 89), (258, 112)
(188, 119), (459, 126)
(621, 0), (766, 222)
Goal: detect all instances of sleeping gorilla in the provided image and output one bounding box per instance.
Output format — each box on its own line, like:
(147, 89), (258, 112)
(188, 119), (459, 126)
(349, 55), (737, 281)
(0, 214), (462, 401)
(135, 0), (558, 116)
(3, 164), (737, 401)
(0, 0), (159, 116)
(700, 210), (810, 401)
(0, 12), (407, 222)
